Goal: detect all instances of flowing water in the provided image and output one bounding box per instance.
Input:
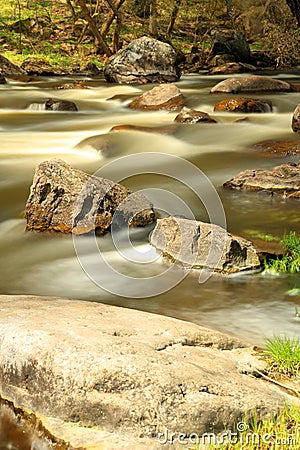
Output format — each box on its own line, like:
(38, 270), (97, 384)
(0, 72), (299, 345)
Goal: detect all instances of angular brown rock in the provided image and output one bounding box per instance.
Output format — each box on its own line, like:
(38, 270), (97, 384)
(150, 216), (261, 274)
(210, 75), (292, 94)
(214, 97), (273, 113)
(129, 84), (185, 111)
(223, 161), (300, 198)
(247, 139), (300, 156)
(25, 159), (155, 234)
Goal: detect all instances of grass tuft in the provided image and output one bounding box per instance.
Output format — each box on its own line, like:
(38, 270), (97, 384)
(263, 335), (300, 376)
(264, 231), (300, 274)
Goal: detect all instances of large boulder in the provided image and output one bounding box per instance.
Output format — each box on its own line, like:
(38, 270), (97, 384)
(128, 84), (185, 111)
(223, 161), (300, 199)
(0, 295), (296, 449)
(104, 36), (181, 84)
(214, 97), (273, 113)
(150, 216), (261, 274)
(25, 159), (155, 234)
(292, 103), (300, 133)
(210, 75), (292, 94)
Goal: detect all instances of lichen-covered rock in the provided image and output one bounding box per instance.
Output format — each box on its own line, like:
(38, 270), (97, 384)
(25, 159), (155, 234)
(210, 75), (292, 94)
(174, 107), (217, 123)
(292, 103), (300, 133)
(223, 161), (300, 198)
(211, 30), (251, 63)
(214, 97), (273, 113)
(150, 216), (260, 274)
(207, 62), (256, 75)
(104, 36), (181, 84)
(129, 84), (185, 111)
(0, 54), (26, 76)
(20, 57), (67, 76)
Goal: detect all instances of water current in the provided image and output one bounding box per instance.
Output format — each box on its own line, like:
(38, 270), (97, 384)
(0, 72), (299, 345)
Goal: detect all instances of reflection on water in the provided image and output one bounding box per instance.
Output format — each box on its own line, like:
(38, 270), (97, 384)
(0, 73), (299, 344)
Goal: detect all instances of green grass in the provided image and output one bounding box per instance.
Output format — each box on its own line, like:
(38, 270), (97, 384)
(202, 404), (300, 449)
(264, 231), (300, 274)
(263, 335), (300, 376)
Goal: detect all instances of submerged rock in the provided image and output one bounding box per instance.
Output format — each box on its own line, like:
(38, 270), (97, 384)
(0, 295), (296, 448)
(214, 97), (273, 113)
(128, 83), (185, 111)
(210, 75), (292, 94)
(27, 98), (78, 112)
(104, 36), (181, 84)
(25, 159), (155, 234)
(174, 106), (217, 123)
(292, 103), (300, 133)
(223, 161), (300, 198)
(246, 139), (300, 156)
(150, 216), (260, 274)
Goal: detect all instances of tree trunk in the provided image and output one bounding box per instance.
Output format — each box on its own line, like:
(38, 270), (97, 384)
(149, 0), (158, 36)
(166, 0), (182, 38)
(286, 0), (300, 26)
(75, 0), (113, 56)
(101, 0), (126, 37)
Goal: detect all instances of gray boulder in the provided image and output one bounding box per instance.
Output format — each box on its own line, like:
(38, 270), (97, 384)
(0, 295), (296, 449)
(129, 84), (185, 111)
(210, 75), (292, 94)
(211, 30), (251, 63)
(292, 103), (300, 133)
(150, 216), (261, 274)
(104, 36), (181, 84)
(223, 161), (300, 199)
(25, 159), (155, 234)
(0, 54), (26, 77)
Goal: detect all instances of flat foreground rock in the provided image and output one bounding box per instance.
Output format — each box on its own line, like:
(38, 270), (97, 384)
(150, 216), (261, 273)
(25, 159), (155, 234)
(0, 296), (296, 449)
(224, 161), (300, 198)
(214, 97), (272, 113)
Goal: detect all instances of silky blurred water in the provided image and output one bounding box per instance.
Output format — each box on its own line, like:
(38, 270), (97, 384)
(0, 72), (299, 344)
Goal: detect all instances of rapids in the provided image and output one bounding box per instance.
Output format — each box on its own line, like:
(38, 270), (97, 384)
(0, 72), (299, 344)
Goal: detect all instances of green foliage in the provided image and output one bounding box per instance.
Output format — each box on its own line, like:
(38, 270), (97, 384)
(263, 335), (300, 376)
(264, 232), (300, 274)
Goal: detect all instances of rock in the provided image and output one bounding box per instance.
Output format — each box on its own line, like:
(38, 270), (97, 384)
(27, 98), (78, 111)
(20, 58), (67, 76)
(292, 103), (300, 133)
(128, 84), (185, 111)
(223, 161), (300, 199)
(0, 54), (26, 76)
(247, 139), (300, 156)
(25, 159), (155, 234)
(0, 72), (6, 84)
(74, 134), (118, 156)
(210, 75), (292, 94)
(150, 216), (261, 274)
(214, 97), (273, 113)
(174, 107), (217, 123)
(207, 62), (256, 75)
(211, 29), (251, 63)
(0, 295), (296, 449)
(111, 124), (177, 135)
(104, 36), (181, 84)
(54, 82), (88, 90)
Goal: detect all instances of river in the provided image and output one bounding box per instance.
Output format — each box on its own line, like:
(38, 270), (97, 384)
(0, 72), (299, 345)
